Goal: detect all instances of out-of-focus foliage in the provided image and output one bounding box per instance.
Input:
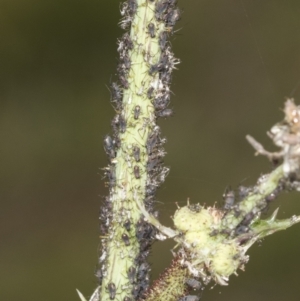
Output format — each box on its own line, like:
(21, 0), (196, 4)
(1, 1), (300, 300)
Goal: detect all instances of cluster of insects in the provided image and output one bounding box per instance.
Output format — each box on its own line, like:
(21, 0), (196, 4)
(97, 0), (183, 300)
(220, 178), (283, 238)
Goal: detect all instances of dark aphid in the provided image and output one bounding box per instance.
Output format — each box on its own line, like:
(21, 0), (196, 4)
(122, 233), (130, 246)
(127, 266), (136, 284)
(133, 146), (140, 162)
(166, 8), (181, 27)
(186, 278), (202, 291)
(132, 284), (141, 299)
(234, 225), (249, 236)
(148, 22), (156, 38)
(123, 219), (131, 231)
(110, 82), (123, 102)
(119, 75), (129, 89)
(154, 95), (170, 111)
(223, 186), (235, 210)
(118, 115), (127, 133)
(147, 156), (161, 172)
(149, 63), (160, 75)
(159, 31), (168, 50)
(180, 296), (200, 301)
(160, 70), (172, 83)
(103, 135), (115, 158)
(147, 129), (160, 154)
(112, 137), (121, 149)
(134, 165), (141, 179)
(128, 0), (137, 16)
(104, 165), (116, 187)
(119, 32), (133, 51)
(147, 86), (155, 99)
(241, 212), (255, 226)
(134, 105), (141, 120)
(238, 185), (251, 200)
(156, 108), (173, 118)
(155, 0), (169, 21)
(107, 282), (116, 300)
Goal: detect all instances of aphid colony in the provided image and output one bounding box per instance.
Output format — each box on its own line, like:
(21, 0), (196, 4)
(97, 0), (182, 300)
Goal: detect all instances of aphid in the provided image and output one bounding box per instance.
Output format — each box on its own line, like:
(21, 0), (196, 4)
(134, 165), (141, 179)
(122, 233), (130, 246)
(110, 82), (123, 102)
(148, 22), (156, 38)
(133, 146), (141, 162)
(154, 95), (169, 111)
(128, 0), (137, 16)
(103, 135), (115, 158)
(134, 105), (141, 119)
(147, 130), (159, 154)
(156, 108), (173, 118)
(238, 185), (250, 200)
(241, 212), (255, 226)
(104, 165), (116, 187)
(132, 284), (141, 299)
(180, 295), (200, 301)
(119, 115), (127, 133)
(123, 219), (131, 231)
(160, 70), (172, 83)
(159, 31), (168, 50)
(155, 0), (169, 20)
(149, 63), (160, 75)
(118, 32), (133, 51)
(186, 278), (202, 290)
(107, 282), (116, 300)
(166, 8), (181, 27)
(223, 186), (235, 210)
(123, 297), (132, 301)
(147, 86), (155, 99)
(127, 266), (136, 284)
(234, 225), (249, 236)
(119, 75), (129, 89)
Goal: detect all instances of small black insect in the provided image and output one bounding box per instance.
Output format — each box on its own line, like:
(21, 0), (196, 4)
(147, 86), (155, 99)
(119, 75), (129, 89)
(159, 31), (168, 50)
(134, 165), (141, 179)
(241, 212), (255, 226)
(128, 0), (137, 16)
(166, 8), (181, 27)
(107, 282), (116, 300)
(134, 105), (141, 119)
(123, 219), (131, 231)
(122, 233), (130, 246)
(103, 135), (115, 158)
(110, 82), (123, 102)
(186, 278), (202, 291)
(149, 63), (160, 75)
(235, 225), (249, 236)
(119, 115), (127, 133)
(156, 108), (173, 118)
(223, 186), (235, 210)
(155, 0), (169, 20)
(133, 146), (140, 162)
(148, 22), (156, 38)
(127, 266), (136, 284)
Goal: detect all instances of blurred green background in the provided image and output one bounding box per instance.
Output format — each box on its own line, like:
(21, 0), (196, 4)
(1, 0), (300, 300)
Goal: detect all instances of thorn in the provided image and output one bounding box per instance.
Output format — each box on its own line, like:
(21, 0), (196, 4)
(187, 197), (190, 206)
(175, 202), (180, 209)
(76, 289), (87, 301)
(270, 208), (279, 221)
